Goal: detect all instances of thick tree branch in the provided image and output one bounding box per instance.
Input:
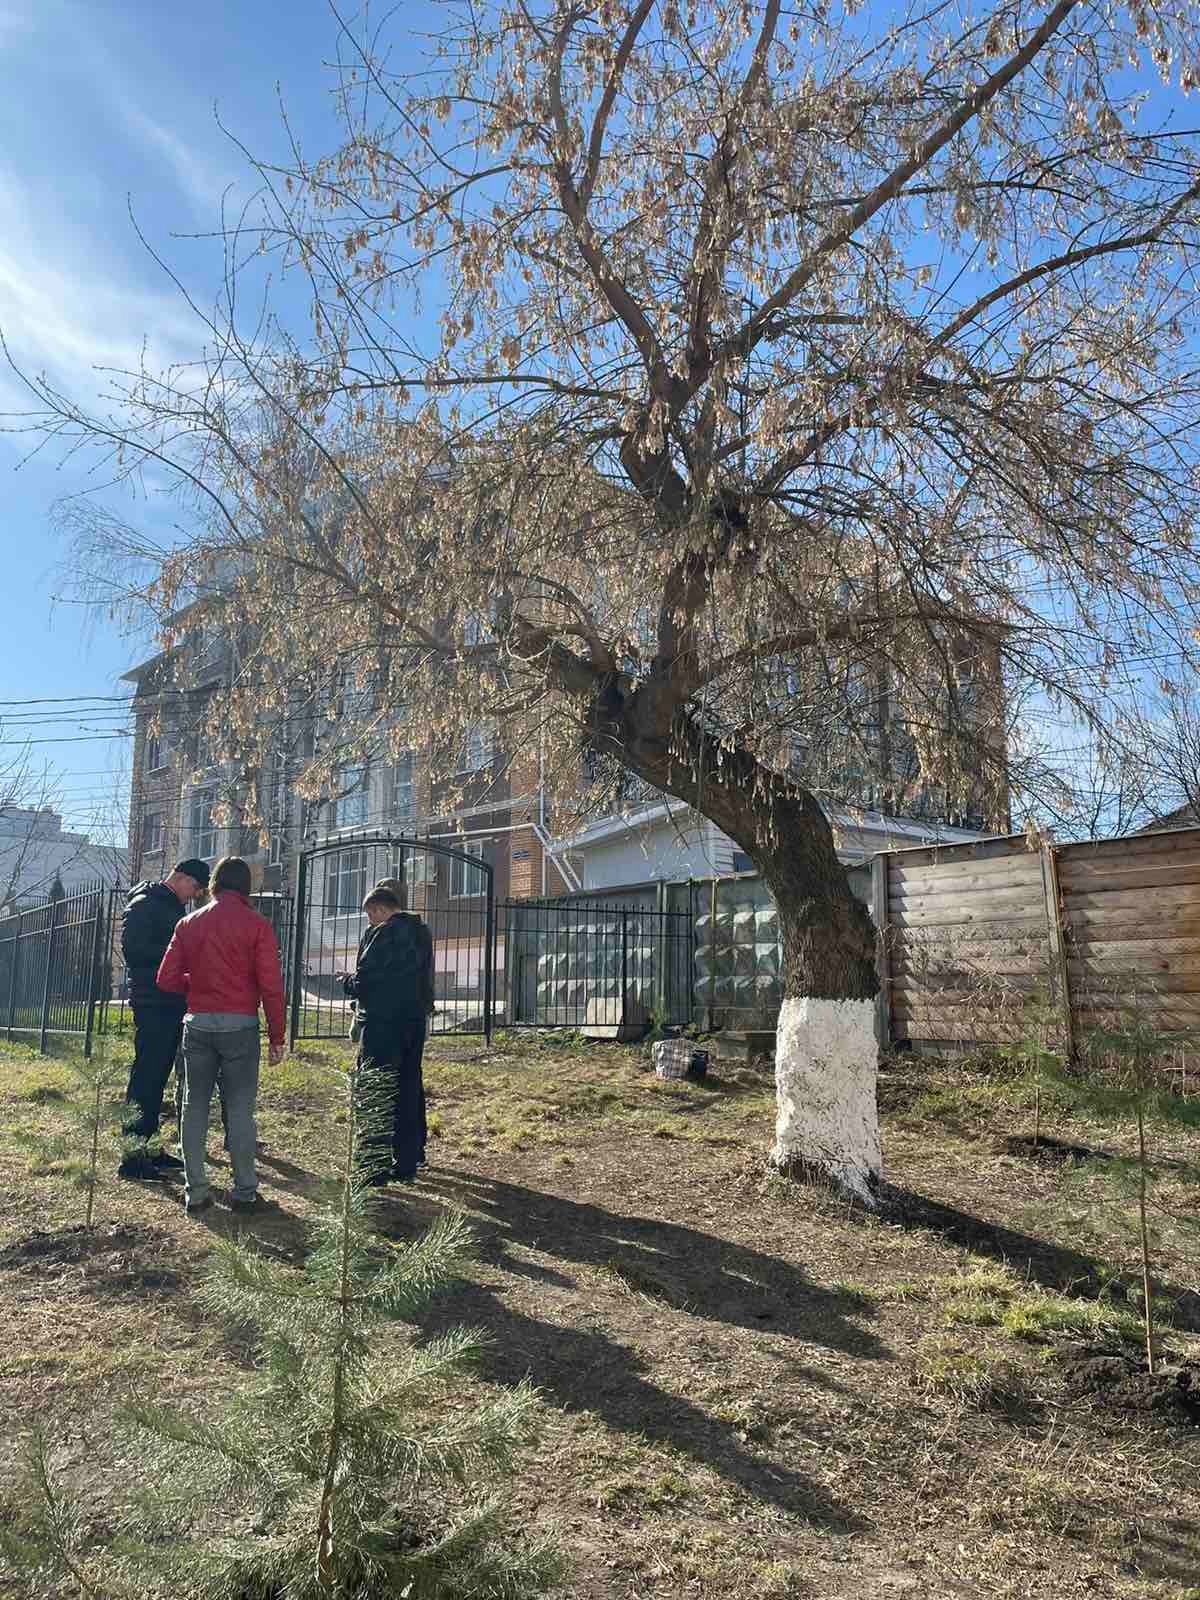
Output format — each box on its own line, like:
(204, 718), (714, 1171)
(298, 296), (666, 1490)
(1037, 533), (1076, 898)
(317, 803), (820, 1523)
(758, 172), (1200, 494)
(580, 0), (656, 207)
(703, 0), (1083, 388)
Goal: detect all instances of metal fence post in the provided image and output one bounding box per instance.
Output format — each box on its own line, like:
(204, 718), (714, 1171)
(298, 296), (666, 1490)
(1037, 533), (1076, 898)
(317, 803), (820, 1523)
(654, 882), (668, 1025)
(288, 851), (308, 1048)
(620, 907), (629, 1029)
(483, 869), (496, 1045)
(5, 910), (21, 1042)
(83, 885), (106, 1059)
(39, 896), (63, 1055)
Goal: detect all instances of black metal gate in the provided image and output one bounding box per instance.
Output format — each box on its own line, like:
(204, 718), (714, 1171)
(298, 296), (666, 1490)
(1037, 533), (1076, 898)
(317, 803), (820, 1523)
(288, 833), (495, 1044)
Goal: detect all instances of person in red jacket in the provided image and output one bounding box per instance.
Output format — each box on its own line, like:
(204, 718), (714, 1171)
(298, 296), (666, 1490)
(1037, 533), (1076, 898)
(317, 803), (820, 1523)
(156, 855), (286, 1216)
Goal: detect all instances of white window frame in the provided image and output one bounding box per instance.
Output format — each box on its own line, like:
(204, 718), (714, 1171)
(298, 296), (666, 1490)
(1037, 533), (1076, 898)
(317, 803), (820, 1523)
(268, 750), (290, 868)
(189, 788), (218, 860)
(143, 730), (165, 773)
(388, 752), (415, 823)
(142, 810), (165, 856)
(192, 718), (216, 772)
(335, 765), (369, 830)
(326, 848), (369, 918)
(458, 723), (493, 774)
(448, 840), (487, 899)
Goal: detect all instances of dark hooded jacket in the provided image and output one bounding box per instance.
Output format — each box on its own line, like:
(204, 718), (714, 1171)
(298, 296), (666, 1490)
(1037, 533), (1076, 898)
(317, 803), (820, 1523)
(121, 881), (187, 1009)
(343, 912), (433, 1023)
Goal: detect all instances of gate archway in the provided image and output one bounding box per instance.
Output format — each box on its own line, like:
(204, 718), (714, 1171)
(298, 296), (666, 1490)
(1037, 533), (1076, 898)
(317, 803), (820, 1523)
(288, 833), (495, 1044)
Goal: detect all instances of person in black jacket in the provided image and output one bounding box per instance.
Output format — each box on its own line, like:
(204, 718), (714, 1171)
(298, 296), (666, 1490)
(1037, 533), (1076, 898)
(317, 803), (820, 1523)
(342, 886), (434, 1184)
(119, 858), (209, 1179)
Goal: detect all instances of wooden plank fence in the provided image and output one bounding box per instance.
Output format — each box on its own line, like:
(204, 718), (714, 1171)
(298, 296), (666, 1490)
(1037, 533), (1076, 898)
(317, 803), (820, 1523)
(875, 826), (1200, 1053)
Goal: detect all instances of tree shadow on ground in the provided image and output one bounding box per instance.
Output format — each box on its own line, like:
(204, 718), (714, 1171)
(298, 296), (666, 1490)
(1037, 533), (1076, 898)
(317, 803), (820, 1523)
(882, 1185), (1200, 1330)
(253, 1150), (324, 1198)
(366, 1168), (886, 1529)
(421, 1167), (887, 1356)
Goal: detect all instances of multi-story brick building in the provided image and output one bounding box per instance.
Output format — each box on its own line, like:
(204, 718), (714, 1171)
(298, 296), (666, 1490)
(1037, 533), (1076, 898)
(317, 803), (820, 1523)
(124, 603), (1007, 907)
(122, 612), (578, 905)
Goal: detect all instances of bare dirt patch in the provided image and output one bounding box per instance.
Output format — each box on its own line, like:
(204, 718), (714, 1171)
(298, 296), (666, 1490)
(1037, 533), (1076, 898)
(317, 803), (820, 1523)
(997, 1133), (1112, 1167)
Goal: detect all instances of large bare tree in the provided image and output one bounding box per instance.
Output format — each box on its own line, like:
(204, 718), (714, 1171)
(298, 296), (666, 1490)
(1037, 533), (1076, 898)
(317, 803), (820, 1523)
(10, 0), (1200, 1200)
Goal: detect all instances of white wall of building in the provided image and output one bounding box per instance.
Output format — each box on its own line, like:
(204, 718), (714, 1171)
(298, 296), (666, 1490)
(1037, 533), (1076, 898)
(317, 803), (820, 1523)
(562, 807), (738, 890)
(0, 809), (127, 904)
(559, 804), (995, 893)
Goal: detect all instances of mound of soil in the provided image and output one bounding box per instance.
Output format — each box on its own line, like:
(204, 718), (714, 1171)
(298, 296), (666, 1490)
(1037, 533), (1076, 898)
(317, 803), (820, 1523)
(1057, 1349), (1200, 1423)
(999, 1134), (1109, 1167)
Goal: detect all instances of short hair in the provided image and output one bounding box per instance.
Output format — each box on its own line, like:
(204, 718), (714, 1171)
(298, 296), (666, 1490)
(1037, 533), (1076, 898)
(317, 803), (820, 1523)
(363, 887), (401, 913)
(212, 856), (253, 897)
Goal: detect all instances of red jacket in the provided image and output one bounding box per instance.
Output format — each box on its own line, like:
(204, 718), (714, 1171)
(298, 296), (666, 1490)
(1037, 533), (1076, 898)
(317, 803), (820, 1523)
(157, 891), (286, 1048)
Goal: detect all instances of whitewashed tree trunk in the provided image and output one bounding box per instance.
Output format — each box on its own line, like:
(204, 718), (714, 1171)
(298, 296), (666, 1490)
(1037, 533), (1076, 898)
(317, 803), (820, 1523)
(772, 996), (881, 1206)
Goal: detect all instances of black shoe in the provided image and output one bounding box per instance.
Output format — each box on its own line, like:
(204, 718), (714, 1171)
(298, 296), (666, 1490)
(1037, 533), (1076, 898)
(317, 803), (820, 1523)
(390, 1167), (417, 1185)
(117, 1154), (162, 1182)
(150, 1150), (185, 1171)
(185, 1195), (214, 1216)
(230, 1196), (265, 1214)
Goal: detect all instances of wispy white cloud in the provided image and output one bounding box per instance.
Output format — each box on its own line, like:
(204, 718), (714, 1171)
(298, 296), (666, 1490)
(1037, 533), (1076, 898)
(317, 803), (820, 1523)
(114, 99), (242, 221)
(0, 170), (204, 421)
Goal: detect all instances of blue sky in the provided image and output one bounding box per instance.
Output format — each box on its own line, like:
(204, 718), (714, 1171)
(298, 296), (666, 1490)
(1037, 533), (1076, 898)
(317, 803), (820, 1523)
(0, 1), (439, 836)
(1, 2), (1195, 842)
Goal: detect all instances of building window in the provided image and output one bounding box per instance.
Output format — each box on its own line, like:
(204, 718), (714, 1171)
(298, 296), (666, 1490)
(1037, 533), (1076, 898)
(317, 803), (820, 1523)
(327, 848), (368, 917)
(388, 752), (415, 823)
(459, 723), (493, 774)
(335, 766), (369, 829)
(142, 811), (165, 856)
(189, 789), (218, 860)
(143, 731), (165, 773)
(268, 751), (289, 867)
(192, 718), (216, 772)
(448, 840), (486, 898)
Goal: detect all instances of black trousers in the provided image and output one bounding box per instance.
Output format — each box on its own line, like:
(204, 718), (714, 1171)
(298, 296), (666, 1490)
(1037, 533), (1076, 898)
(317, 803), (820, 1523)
(123, 1005), (185, 1139)
(358, 1016), (427, 1178)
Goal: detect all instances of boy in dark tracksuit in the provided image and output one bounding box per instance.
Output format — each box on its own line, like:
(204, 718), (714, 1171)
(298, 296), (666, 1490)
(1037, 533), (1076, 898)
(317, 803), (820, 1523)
(342, 887), (434, 1184)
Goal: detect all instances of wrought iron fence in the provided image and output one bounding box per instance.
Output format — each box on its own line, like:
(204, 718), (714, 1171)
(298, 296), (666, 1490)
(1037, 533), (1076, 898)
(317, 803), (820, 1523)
(0, 880), (118, 1055)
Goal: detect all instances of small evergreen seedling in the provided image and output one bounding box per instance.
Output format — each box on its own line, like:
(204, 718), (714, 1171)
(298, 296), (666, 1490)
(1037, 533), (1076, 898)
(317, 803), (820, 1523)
(13, 1035), (124, 1232)
(1045, 1010), (1200, 1375)
(0, 1425), (124, 1598)
(7, 1062), (559, 1600)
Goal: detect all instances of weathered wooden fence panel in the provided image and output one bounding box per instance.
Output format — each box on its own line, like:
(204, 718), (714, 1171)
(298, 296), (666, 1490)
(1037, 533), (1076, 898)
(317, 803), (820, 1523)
(1057, 832), (1200, 1042)
(885, 837), (1050, 1047)
(882, 825), (1200, 1052)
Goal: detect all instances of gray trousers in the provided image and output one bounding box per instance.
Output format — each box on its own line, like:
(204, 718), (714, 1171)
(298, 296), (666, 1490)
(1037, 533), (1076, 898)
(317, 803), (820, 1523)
(182, 1024), (260, 1205)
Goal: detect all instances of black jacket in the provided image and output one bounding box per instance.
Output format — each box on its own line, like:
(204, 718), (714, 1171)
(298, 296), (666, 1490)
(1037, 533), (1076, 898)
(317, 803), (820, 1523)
(121, 881), (187, 1009)
(343, 912), (433, 1022)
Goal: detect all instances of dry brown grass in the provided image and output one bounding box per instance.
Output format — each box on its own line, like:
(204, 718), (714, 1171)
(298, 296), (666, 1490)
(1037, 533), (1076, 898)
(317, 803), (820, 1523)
(1, 1032), (1200, 1598)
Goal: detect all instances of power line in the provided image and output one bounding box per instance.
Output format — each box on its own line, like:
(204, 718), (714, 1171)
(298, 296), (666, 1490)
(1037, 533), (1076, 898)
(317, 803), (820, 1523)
(0, 733), (132, 748)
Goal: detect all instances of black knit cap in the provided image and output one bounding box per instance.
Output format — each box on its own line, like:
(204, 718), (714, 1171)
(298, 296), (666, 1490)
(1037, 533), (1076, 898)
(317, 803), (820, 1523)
(173, 858), (211, 887)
